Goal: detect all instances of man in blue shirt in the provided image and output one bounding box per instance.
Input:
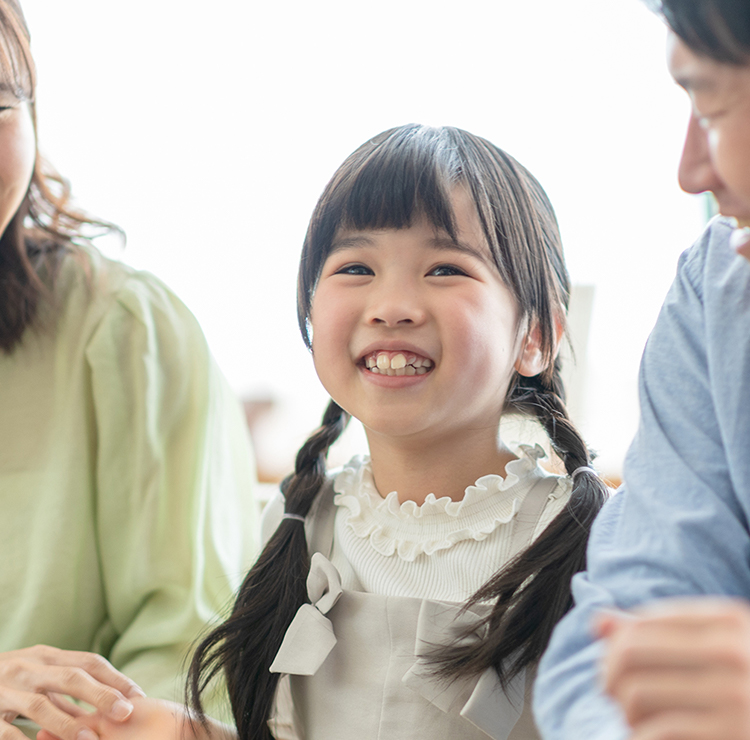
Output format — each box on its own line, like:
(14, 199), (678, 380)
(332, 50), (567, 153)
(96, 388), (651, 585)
(534, 2), (750, 739)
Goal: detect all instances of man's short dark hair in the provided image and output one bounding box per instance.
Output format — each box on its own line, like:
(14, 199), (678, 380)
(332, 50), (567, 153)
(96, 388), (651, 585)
(648, 0), (750, 63)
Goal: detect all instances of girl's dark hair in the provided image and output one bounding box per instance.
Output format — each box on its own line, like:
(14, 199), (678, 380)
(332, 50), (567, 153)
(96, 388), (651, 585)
(189, 125), (608, 739)
(0, 0), (121, 353)
(647, 0), (750, 63)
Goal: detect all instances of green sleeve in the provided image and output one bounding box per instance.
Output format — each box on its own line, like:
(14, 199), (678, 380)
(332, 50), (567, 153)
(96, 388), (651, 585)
(84, 272), (257, 721)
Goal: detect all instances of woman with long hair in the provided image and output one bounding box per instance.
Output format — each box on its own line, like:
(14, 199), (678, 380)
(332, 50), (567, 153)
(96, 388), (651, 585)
(0, 3), (257, 739)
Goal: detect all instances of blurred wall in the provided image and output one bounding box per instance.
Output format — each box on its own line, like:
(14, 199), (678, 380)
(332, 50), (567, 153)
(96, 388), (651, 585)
(25, 0), (706, 479)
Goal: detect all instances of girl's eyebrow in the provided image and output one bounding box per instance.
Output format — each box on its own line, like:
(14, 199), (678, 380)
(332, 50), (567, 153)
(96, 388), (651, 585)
(429, 235), (491, 265)
(329, 235), (376, 254)
(329, 233), (491, 265)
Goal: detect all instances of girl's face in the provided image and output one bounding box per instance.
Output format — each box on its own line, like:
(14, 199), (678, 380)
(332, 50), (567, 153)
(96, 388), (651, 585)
(310, 186), (544, 448)
(0, 87), (34, 238)
(668, 32), (750, 221)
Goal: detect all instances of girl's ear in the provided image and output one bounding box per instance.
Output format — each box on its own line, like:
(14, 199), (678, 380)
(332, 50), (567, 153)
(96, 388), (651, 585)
(514, 317), (564, 378)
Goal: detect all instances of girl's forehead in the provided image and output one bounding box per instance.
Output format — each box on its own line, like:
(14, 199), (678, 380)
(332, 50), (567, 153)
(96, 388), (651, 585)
(332, 182), (481, 237)
(328, 219), (496, 272)
(449, 185), (485, 236)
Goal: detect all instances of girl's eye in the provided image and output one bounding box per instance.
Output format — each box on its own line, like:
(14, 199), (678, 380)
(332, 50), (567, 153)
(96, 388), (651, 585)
(428, 264), (468, 277)
(334, 263), (373, 276)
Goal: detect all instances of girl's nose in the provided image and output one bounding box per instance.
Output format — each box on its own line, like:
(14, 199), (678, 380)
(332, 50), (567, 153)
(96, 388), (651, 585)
(366, 281), (427, 327)
(678, 113), (723, 195)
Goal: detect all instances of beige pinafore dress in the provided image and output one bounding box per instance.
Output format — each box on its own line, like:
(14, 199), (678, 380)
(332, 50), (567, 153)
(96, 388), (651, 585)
(269, 475), (557, 740)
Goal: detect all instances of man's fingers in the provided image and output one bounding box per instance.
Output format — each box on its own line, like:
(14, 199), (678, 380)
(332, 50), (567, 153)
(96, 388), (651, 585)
(631, 709), (745, 740)
(613, 668), (732, 725)
(629, 599), (750, 629)
(605, 629), (750, 699)
(594, 609), (632, 639)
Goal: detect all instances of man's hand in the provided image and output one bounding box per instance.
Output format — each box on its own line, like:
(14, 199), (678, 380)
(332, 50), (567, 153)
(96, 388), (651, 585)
(730, 220), (750, 259)
(598, 599), (750, 740)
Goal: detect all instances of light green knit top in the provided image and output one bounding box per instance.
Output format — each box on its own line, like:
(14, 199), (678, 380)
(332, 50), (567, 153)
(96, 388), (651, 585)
(1, 245), (257, 731)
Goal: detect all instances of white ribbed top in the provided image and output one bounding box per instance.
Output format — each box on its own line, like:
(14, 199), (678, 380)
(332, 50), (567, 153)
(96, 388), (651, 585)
(260, 446), (571, 604)
(328, 447), (571, 602)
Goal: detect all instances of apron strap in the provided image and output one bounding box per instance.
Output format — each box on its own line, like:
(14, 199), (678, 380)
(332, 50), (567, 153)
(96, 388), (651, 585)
(305, 475), (338, 559)
(507, 475), (559, 561)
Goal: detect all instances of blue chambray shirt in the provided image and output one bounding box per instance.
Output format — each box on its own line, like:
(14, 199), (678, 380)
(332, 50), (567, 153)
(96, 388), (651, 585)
(534, 217), (750, 739)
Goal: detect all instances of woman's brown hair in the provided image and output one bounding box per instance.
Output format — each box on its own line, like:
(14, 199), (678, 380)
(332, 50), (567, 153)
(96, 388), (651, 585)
(189, 124), (609, 740)
(0, 0), (120, 353)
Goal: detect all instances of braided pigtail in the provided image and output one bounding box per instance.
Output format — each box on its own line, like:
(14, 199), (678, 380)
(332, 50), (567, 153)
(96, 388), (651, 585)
(188, 400), (349, 740)
(432, 361), (608, 687)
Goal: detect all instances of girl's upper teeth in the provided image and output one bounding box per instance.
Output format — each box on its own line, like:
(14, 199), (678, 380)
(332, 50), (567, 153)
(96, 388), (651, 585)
(365, 352), (433, 374)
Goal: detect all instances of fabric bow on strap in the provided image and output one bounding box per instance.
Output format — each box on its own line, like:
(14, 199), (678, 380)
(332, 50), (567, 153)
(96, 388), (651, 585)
(269, 552), (343, 675)
(402, 600), (526, 740)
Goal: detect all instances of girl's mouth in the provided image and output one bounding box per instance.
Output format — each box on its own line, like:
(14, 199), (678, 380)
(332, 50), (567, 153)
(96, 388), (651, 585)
(362, 351), (434, 377)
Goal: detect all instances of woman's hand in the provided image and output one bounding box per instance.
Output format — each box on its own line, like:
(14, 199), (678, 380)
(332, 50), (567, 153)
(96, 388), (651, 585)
(37, 698), (237, 740)
(598, 599), (750, 740)
(0, 645), (143, 740)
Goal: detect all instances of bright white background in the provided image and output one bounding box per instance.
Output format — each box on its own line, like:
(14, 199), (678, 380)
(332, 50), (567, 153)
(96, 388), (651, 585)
(24, 0), (706, 479)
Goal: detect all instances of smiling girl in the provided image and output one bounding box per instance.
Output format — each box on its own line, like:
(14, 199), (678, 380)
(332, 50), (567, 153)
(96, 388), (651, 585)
(67, 124), (608, 740)
(181, 124), (609, 740)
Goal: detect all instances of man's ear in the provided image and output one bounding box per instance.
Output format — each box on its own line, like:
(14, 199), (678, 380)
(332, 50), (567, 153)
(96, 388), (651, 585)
(515, 317), (564, 378)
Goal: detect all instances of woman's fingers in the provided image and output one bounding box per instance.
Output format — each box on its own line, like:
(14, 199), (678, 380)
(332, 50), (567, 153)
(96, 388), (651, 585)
(0, 719), (38, 740)
(40, 664), (134, 722)
(0, 688), (97, 740)
(0, 659), (129, 726)
(0, 646), (148, 740)
(47, 694), (86, 719)
(0, 647), (141, 722)
(17, 647), (143, 704)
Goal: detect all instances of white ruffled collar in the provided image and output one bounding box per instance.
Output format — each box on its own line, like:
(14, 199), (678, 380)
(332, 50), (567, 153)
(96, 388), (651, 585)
(332, 444), (566, 561)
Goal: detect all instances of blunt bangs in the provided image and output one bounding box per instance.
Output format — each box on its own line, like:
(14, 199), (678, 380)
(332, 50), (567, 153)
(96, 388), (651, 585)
(335, 126), (459, 237)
